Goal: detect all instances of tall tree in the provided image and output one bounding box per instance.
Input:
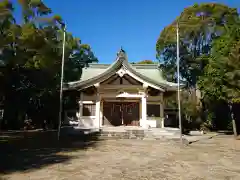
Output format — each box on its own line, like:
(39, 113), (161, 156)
(156, 3), (239, 132)
(156, 3), (238, 87)
(198, 15), (240, 135)
(0, 0), (97, 129)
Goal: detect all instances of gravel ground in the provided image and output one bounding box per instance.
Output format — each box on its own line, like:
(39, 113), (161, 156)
(1, 135), (240, 180)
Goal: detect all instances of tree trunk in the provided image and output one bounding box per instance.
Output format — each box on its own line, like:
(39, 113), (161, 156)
(232, 118), (238, 138)
(229, 103), (238, 138)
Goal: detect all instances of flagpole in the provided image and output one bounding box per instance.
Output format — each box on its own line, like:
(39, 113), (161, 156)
(176, 22), (183, 143)
(58, 25), (66, 141)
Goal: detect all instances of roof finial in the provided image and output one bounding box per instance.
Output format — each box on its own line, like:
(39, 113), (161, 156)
(120, 46), (125, 53)
(117, 46), (126, 57)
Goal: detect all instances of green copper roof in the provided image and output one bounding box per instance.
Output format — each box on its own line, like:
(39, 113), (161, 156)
(80, 64), (107, 82)
(65, 49), (178, 91)
(77, 63), (164, 83)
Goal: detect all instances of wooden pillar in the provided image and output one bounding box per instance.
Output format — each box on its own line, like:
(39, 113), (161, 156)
(160, 104), (164, 128)
(95, 91), (100, 128)
(100, 99), (103, 127)
(94, 83), (101, 128)
(78, 91), (83, 126)
(160, 92), (164, 128)
(141, 94), (147, 128)
(140, 84), (148, 128)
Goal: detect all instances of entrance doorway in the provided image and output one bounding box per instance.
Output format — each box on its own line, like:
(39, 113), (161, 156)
(103, 101), (140, 126)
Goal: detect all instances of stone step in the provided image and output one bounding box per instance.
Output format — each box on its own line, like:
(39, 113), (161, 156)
(149, 128), (180, 133)
(62, 126), (182, 141)
(145, 129), (180, 137)
(150, 133), (177, 137)
(99, 132), (179, 140)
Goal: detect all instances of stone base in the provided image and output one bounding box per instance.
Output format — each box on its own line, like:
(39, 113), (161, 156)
(98, 127), (181, 141)
(62, 126), (217, 145)
(62, 126), (186, 141)
(99, 129), (145, 140)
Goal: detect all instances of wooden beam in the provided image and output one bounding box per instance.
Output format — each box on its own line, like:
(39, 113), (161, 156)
(122, 74), (142, 85)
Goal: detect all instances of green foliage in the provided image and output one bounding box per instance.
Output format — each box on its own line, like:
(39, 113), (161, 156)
(136, 60), (156, 64)
(0, 0), (97, 129)
(197, 15), (240, 132)
(164, 90), (203, 131)
(157, 3), (239, 132)
(156, 3), (238, 86)
(198, 15), (240, 103)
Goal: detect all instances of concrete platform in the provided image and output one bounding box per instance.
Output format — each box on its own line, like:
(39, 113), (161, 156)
(63, 126), (181, 140)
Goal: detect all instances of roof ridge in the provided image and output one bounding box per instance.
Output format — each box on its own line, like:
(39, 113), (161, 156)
(87, 63), (110, 69)
(131, 64), (159, 69)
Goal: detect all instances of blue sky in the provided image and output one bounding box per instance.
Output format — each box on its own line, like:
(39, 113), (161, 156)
(15, 0), (240, 63)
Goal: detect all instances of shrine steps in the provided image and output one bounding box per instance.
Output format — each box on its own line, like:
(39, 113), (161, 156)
(99, 127), (181, 140)
(61, 126), (182, 141)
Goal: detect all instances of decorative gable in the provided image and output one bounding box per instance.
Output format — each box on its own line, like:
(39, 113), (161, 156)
(100, 73), (142, 86)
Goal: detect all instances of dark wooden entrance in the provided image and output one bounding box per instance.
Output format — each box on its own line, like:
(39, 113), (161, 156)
(103, 101), (140, 126)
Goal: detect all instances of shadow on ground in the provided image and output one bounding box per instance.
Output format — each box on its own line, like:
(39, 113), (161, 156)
(0, 129), (100, 175)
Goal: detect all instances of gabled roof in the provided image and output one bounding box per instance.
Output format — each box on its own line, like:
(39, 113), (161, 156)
(64, 50), (178, 91)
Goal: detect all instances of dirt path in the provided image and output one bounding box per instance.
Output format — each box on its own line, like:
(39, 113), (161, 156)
(1, 135), (240, 180)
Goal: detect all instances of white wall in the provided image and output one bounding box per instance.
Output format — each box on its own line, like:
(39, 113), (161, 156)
(81, 93), (97, 101)
(146, 92), (164, 128)
(78, 92), (97, 128)
(79, 116), (96, 127)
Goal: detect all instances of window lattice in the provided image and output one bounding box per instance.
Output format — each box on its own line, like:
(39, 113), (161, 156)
(82, 104), (96, 116)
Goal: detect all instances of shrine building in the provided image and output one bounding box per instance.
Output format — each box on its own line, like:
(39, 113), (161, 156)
(64, 49), (179, 129)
